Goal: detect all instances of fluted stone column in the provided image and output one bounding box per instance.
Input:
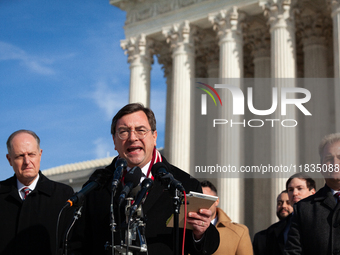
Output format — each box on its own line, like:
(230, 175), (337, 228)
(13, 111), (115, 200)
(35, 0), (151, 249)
(246, 22), (273, 231)
(121, 34), (153, 107)
(330, 0), (340, 131)
(298, 8), (332, 167)
(206, 46), (220, 167)
(162, 21), (195, 173)
(210, 7), (244, 223)
(267, 0), (297, 222)
(157, 49), (173, 160)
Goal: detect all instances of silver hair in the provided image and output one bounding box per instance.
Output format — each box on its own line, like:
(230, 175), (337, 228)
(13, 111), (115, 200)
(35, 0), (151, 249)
(318, 133), (340, 162)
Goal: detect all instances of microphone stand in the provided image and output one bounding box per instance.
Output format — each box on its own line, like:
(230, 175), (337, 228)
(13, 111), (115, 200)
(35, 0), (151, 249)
(109, 177), (120, 255)
(112, 198), (148, 255)
(172, 188), (182, 255)
(64, 206), (83, 255)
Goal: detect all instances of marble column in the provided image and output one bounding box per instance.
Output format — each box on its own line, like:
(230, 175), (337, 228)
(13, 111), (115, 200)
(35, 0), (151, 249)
(298, 8), (332, 164)
(245, 21), (273, 230)
(121, 34), (153, 107)
(330, 0), (340, 131)
(267, 0), (297, 222)
(162, 21), (195, 173)
(157, 49), (173, 160)
(209, 7), (244, 223)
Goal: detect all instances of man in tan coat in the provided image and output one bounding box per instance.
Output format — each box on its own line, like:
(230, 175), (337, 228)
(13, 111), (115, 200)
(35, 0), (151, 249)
(201, 180), (253, 255)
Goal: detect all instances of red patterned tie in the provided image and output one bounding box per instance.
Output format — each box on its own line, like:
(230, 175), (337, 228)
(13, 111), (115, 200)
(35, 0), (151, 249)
(22, 187), (30, 200)
(335, 192), (340, 203)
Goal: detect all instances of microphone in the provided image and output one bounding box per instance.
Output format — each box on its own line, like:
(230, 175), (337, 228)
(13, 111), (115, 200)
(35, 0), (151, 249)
(118, 166), (142, 206)
(129, 178), (153, 217)
(112, 158), (128, 192)
(66, 168), (113, 207)
(151, 162), (185, 193)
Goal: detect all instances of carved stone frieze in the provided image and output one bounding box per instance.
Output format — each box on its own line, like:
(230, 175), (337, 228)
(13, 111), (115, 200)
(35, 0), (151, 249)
(116, 0), (210, 25)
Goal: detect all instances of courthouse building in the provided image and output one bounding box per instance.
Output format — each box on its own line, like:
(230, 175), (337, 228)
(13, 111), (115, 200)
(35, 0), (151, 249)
(43, 0), (340, 236)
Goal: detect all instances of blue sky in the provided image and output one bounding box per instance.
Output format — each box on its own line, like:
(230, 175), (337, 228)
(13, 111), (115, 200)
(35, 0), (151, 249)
(0, 0), (166, 181)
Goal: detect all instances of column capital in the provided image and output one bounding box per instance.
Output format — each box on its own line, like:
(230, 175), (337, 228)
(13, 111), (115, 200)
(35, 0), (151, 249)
(296, 6), (331, 46)
(162, 20), (196, 52)
(209, 7), (245, 42)
(329, 0), (340, 16)
(264, 0), (296, 32)
(120, 34), (154, 65)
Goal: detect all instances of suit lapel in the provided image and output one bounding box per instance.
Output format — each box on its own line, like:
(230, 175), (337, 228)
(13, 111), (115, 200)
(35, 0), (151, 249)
(0, 176), (22, 204)
(142, 179), (164, 214)
(316, 185), (336, 211)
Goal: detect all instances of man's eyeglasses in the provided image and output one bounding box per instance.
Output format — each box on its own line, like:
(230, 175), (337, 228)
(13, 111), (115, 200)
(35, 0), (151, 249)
(117, 128), (152, 140)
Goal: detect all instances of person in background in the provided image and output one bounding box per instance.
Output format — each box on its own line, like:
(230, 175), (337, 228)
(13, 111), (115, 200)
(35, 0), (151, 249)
(285, 133), (340, 255)
(0, 129), (74, 255)
(253, 190), (293, 255)
(201, 180), (253, 255)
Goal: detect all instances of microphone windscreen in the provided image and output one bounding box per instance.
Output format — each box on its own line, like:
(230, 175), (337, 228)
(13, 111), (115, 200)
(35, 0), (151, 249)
(87, 168), (113, 188)
(115, 158), (128, 168)
(151, 162), (168, 177)
(125, 166), (142, 187)
(130, 185), (141, 199)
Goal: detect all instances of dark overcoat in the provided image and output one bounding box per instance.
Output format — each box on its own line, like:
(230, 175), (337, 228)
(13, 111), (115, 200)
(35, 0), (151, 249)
(0, 171), (74, 255)
(71, 156), (219, 255)
(285, 185), (340, 255)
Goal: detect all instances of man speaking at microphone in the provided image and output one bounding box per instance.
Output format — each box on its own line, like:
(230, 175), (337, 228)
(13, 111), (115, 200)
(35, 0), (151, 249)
(71, 103), (219, 255)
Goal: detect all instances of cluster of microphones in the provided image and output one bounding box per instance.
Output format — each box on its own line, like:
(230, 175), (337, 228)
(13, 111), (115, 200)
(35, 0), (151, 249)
(65, 158), (185, 213)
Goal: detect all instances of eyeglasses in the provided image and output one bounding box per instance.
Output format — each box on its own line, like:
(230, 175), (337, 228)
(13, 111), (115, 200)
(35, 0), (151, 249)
(117, 128), (152, 140)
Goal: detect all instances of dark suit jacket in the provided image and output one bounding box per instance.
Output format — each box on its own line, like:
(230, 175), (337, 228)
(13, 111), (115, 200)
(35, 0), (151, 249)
(253, 229), (267, 255)
(265, 214), (292, 255)
(0, 171), (74, 255)
(253, 215), (292, 255)
(285, 184), (340, 255)
(71, 156), (219, 255)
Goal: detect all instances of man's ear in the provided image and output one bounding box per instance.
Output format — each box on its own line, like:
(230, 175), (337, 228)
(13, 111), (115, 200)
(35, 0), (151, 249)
(215, 197), (220, 207)
(6, 154), (12, 166)
(311, 188), (316, 195)
(112, 135), (117, 150)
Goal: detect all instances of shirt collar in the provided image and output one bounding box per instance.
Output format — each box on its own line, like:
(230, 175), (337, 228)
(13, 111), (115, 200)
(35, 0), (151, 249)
(331, 188), (339, 195)
(211, 215), (218, 226)
(17, 174), (40, 192)
(127, 161), (151, 182)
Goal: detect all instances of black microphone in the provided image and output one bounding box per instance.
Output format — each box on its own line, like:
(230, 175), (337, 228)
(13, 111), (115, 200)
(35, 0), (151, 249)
(118, 166), (142, 206)
(151, 162), (185, 193)
(112, 158), (128, 192)
(129, 178), (153, 218)
(66, 168), (113, 207)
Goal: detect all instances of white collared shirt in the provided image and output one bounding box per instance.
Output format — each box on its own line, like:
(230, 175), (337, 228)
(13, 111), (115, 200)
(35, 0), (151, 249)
(17, 174), (40, 200)
(127, 161), (151, 183)
(210, 215), (218, 226)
